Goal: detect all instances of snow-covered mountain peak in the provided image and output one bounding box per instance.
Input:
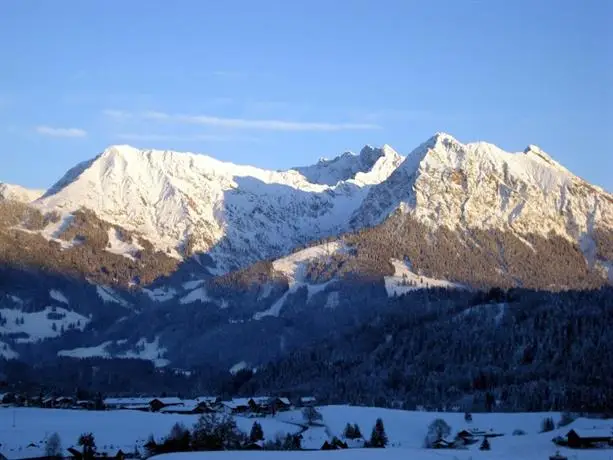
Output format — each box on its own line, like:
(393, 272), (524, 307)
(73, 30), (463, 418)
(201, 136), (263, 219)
(0, 183), (44, 203)
(522, 144), (568, 172)
(22, 135), (612, 277)
(101, 144), (140, 156)
(293, 143), (403, 186)
(34, 144), (403, 271)
(351, 133), (613, 247)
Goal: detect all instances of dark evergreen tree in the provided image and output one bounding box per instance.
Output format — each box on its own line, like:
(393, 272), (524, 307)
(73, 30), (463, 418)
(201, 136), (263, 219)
(369, 418), (388, 448)
(249, 421), (264, 443)
(480, 437), (491, 450)
(541, 417), (555, 433)
(343, 423), (355, 439)
(77, 433), (96, 460)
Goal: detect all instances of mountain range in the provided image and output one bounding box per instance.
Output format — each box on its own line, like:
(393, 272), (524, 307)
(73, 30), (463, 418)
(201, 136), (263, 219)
(0, 132), (611, 376)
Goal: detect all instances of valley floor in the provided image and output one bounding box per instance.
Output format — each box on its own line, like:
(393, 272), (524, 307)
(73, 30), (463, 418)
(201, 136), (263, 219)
(0, 406), (611, 460)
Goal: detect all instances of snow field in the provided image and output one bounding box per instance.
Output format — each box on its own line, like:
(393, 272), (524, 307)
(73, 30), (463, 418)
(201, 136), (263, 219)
(1, 402), (612, 460)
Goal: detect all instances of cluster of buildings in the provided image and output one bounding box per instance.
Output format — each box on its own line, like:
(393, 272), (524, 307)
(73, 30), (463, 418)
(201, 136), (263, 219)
(432, 427), (613, 451)
(431, 428), (504, 449)
(0, 391), (317, 416)
(105, 395), (317, 415)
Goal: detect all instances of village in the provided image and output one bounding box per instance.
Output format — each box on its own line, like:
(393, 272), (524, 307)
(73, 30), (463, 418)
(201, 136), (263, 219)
(0, 391), (317, 416)
(1, 389), (613, 460)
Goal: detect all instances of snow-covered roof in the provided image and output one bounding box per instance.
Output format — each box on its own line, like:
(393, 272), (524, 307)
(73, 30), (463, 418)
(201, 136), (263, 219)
(568, 428), (613, 439)
(277, 397), (291, 405)
(157, 397), (182, 405)
(104, 397), (157, 405)
(160, 404), (198, 413)
(300, 396), (316, 402)
(228, 398), (252, 407)
(123, 404), (151, 410)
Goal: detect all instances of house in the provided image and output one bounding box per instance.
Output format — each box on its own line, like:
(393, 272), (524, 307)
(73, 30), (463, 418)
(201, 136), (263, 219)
(160, 400), (214, 415)
(465, 428), (504, 439)
(76, 400), (95, 410)
(249, 397), (271, 413)
(196, 396), (221, 405)
(103, 397), (153, 410)
(54, 396), (75, 408)
(103, 397), (182, 412)
(219, 399), (251, 414)
(299, 396), (316, 407)
(565, 429), (613, 448)
(455, 430), (479, 446)
(271, 397), (291, 411)
(149, 397), (182, 412)
(431, 437), (457, 449)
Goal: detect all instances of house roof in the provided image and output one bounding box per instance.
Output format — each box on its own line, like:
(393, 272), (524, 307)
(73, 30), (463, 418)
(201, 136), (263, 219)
(277, 397), (291, 405)
(300, 396), (316, 402)
(104, 397), (157, 405)
(568, 429), (613, 439)
(122, 404), (151, 410)
(160, 404), (197, 413)
(227, 398), (252, 408)
(156, 397), (182, 405)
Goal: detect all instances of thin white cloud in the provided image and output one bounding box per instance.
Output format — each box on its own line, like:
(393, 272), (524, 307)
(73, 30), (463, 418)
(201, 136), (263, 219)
(36, 125), (87, 138)
(128, 110), (380, 132)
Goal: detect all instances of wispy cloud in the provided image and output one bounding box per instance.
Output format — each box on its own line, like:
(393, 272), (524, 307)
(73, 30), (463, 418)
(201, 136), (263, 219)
(106, 110), (380, 132)
(35, 125), (87, 138)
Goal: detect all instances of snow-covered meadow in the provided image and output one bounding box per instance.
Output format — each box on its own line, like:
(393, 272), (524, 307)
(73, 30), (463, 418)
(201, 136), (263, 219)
(1, 406), (612, 459)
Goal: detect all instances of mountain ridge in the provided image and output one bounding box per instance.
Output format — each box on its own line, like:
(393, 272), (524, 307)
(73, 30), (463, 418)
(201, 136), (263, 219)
(0, 132), (611, 370)
(34, 142), (404, 271)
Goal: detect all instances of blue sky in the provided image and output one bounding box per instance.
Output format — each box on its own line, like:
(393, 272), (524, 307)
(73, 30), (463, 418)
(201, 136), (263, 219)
(1, 0), (611, 191)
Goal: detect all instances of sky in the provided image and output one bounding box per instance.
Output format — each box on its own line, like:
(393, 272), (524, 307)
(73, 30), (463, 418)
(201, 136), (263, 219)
(0, 0), (611, 191)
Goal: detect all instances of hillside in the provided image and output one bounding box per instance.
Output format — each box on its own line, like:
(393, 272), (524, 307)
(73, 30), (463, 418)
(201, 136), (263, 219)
(242, 287), (613, 413)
